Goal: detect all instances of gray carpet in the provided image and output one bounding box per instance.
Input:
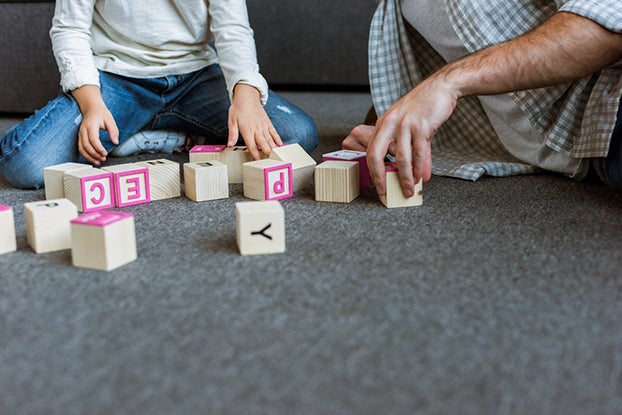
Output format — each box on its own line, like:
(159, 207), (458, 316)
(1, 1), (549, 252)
(1, 92), (622, 415)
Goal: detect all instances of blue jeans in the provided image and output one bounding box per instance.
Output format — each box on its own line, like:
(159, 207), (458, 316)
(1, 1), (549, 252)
(0, 64), (318, 189)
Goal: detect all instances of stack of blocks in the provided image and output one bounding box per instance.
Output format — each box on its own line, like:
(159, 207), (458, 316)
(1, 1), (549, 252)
(236, 201), (285, 255)
(71, 210), (137, 271)
(0, 204), (16, 255)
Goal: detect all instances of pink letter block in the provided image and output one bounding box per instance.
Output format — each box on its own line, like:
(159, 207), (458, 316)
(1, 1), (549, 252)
(103, 164), (151, 207)
(80, 172), (116, 212)
(264, 163), (293, 200)
(189, 144), (227, 163)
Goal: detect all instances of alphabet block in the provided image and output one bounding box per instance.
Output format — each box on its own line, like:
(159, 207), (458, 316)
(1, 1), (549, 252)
(136, 159), (181, 200)
(64, 168), (115, 212)
(70, 211), (137, 271)
(243, 159), (293, 201)
(189, 144), (226, 163)
(314, 160), (360, 203)
(236, 201), (285, 255)
(269, 143), (317, 192)
(102, 163), (151, 207)
(323, 149), (370, 189)
(43, 162), (93, 200)
(221, 146), (254, 183)
(379, 162), (423, 208)
(183, 161), (229, 202)
(24, 198), (78, 253)
(0, 205), (16, 255)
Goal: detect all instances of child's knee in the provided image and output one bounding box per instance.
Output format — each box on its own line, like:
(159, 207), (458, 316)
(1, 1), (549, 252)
(281, 113), (319, 154)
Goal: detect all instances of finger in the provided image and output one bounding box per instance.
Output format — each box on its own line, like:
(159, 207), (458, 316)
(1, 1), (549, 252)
(227, 118), (239, 147)
(88, 123), (108, 160)
(412, 130), (429, 186)
(242, 132), (262, 160)
(422, 141), (433, 183)
(395, 124), (416, 198)
(106, 116), (120, 145)
(78, 128), (102, 165)
(269, 126), (283, 148)
(367, 119), (396, 195)
(255, 131), (272, 158)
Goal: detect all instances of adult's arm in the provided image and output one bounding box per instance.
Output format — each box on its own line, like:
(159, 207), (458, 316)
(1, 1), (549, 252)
(365, 11), (622, 197)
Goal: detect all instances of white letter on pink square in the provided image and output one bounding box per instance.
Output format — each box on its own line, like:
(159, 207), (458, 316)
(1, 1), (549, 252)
(264, 164), (293, 200)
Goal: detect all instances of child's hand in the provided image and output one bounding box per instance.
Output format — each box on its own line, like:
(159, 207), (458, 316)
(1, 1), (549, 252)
(71, 85), (119, 165)
(228, 84), (282, 159)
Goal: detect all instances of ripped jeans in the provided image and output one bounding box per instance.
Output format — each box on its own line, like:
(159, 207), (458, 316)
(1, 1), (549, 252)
(0, 64), (318, 189)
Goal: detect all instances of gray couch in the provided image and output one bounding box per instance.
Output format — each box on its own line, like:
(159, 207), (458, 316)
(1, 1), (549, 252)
(0, 0), (376, 113)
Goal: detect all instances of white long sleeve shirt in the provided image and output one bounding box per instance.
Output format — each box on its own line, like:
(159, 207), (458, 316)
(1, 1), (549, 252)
(50, 0), (269, 104)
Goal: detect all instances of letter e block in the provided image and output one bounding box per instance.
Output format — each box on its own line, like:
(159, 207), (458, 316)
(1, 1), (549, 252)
(63, 169), (115, 212)
(71, 211), (137, 271)
(102, 163), (151, 207)
(24, 198), (78, 253)
(243, 159), (293, 201)
(222, 146), (254, 183)
(136, 159), (181, 200)
(44, 162), (92, 200)
(380, 162), (423, 208)
(314, 160), (360, 203)
(189, 144), (226, 163)
(323, 149), (370, 189)
(269, 143), (317, 192)
(236, 201), (285, 255)
(183, 161), (229, 201)
(0, 205), (16, 255)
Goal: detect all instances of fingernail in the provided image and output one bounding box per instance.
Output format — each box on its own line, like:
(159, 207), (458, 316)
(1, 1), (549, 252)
(405, 188), (414, 197)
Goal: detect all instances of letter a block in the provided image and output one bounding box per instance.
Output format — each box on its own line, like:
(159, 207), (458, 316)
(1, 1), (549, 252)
(380, 162), (423, 208)
(189, 144), (226, 163)
(243, 159), (293, 201)
(43, 162), (92, 200)
(183, 161), (229, 202)
(236, 201), (285, 255)
(102, 163), (151, 207)
(24, 198), (78, 253)
(269, 143), (317, 192)
(0, 205), (16, 255)
(314, 160), (360, 203)
(323, 149), (370, 189)
(136, 159), (181, 201)
(222, 146), (254, 183)
(63, 169), (115, 212)
(70, 211), (137, 271)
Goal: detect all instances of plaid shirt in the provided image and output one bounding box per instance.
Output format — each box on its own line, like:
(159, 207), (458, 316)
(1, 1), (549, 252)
(369, 0), (622, 180)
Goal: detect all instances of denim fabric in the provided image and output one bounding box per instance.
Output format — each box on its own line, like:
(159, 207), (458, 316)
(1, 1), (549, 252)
(0, 64), (318, 189)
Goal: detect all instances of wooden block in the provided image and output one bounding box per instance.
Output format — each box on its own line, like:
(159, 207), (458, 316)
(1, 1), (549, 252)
(189, 144), (226, 163)
(102, 163), (151, 207)
(243, 159), (293, 201)
(379, 162), (423, 208)
(24, 198), (78, 253)
(314, 160), (360, 203)
(0, 205), (16, 255)
(136, 159), (181, 200)
(44, 162), (93, 200)
(70, 210), (137, 271)
(183, 161), (229, 202)
(323, 149), (370, 189)
(236, 200), (285, 255)
(221, 146), (254, 183)
(269, 143), (317, 192)
(63, 168), (115, 212)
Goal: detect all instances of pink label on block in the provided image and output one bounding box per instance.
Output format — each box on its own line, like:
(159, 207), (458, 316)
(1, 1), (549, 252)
(80, 173), (115, 212)
(0, 204), (11, 212)
(385, 162), (399, 173)
(113, 168), (150, 207)
(322, 150), (366, 161)
(71, 210), (133, 227)
(190, 145), (226, 154)
(263, 163), (293, 200)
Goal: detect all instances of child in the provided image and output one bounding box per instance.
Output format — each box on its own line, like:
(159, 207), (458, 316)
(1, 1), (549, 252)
(0, 0), (318, 189)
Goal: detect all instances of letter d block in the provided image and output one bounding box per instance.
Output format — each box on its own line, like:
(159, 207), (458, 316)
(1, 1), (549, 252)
(380, 162), (423, 208)
(24, 198), (78, 253)
(102, 163), (150, 207)
(71, 211), (137, 271)
(269, 143), (317, 192)
(243, 159), (293, 201)
(63, 169), (115, 212)
(136, 159), (181, 201)
(183, 161), (229, 202)
(43, 162), (92, 200)
(0, 205), (16, 255)
(189, 144), (226, 163)
(323, 149), (370, 189)
(314, 160), (360, 203)
(236, 201), (285, 255)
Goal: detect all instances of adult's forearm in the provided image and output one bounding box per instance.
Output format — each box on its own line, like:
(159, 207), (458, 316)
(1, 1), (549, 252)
(438, 11), (622, 99)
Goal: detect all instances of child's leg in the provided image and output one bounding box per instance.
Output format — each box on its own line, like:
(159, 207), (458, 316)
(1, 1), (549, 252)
(153, 64), (319, 154)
